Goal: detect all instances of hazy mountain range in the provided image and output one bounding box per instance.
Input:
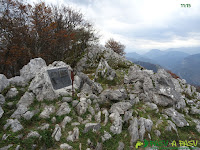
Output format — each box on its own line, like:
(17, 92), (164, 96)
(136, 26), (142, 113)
(126, 48), (200, 86)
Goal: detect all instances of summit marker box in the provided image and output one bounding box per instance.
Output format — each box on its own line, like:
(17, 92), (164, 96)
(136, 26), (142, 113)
(47, 67), (72, 90)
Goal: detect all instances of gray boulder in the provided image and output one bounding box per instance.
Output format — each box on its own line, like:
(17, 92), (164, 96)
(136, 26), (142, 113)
(27, 131), (40, 138)
(83, 123), (101, 133)
(37, 123), (50, 130)
(56, 102), (71, 116)
(125, 65), (153, 84)
(100, 89), (127, 103)
(163, 108), (189, 127)
(128, 117), (139, 146)
(60, 143), (73, 150)
(0, 144), (13, 150)
(95, 111), (101, 123)
(6, 87), (18, 98)
(109, 112), (123, 134)
(76, 101), (88, 116)
(165, 120), (178, 136)
(0, 94), (5, 105)
(101, 131), (112, 142)
(22, 110), (36, 120)
(76, 72), (103, 95)
(17, 92), (34, 108)
(95, 59), (116, 81)
(4, 119), (23, 132)
(117, 142), (125, 150)
(11, 105), (28, 119)
(61, 116), (72, 129)
(190, 107), (200, 115)
(52, 124), (62, 141)
(95, 142), (103, 150)
(67, 127), (79, 142)
(144, 119), (153, 132)
(9, 76), (27, 87)
(145, 102), (158, 111)
(72, 100), (79, 107)
(40, 105), (55, 119)
(20, 58), (47, 82)
(0, 74), (10, 93)
(123, 110), (133, 123)
(102, 109), (109, 126)
(110, 102), (132, 115)
(62, 97), (73, 103)
(0, 106), (4, 118)
(138, 117), (145, 140)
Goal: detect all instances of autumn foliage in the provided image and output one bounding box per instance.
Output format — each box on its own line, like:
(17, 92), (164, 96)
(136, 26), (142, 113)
(0, 0), (98, 77)
(105, 38), (125, 56)
(167, 70), (180, 79)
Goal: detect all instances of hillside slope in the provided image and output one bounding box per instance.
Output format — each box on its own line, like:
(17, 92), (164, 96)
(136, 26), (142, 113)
(0, 47), (200, 150)
(174, 53), (200, 86)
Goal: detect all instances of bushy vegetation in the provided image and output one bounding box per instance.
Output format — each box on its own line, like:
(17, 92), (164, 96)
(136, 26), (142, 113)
(0, 0), (98, 77)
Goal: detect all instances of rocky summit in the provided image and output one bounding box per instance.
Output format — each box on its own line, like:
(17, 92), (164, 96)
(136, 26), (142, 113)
(0, 46), (200, 150)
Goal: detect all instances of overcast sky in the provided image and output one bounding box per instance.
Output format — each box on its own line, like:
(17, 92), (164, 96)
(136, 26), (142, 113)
(31, 0), (200, 54)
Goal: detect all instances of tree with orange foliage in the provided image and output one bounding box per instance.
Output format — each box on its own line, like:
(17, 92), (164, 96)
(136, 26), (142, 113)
(105, 38), (125, 56)
(0, 0), (98, 77)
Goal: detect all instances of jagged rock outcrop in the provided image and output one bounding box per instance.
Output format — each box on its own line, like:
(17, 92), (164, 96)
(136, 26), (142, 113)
(20, 58), (47, 82)
(1, 46), (200, 150)
(95, 59), (116, 81)
(0, 74), (10, 93)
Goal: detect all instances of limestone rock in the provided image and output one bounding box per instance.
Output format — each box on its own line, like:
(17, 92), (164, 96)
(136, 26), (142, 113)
(110, 102), (132, 114)
(6, 87), (18, 98)
(100, 89), (127, 103)
(17, 92), (34, 108)
(67, 127), (79, 142)
(0, 144), (13, 150)
(123, 110), (133, 123)
(95, 142), (102, 150)
(102, 109), (109, 126)
(190, 107), (200, 115)
(163, 108), (189, 127)
(22, 110), (36, 120)
(62, 97), (73, 103)
(9, 76), (27, 87)
(11, 105), (28, 119)
(95, 59), (116, 81)
(83, 123), (101, 133)
(60, 143), (73, 150)
(20, 58), (47, 82)
(95, 111), (101, 123)
(128, 117), (139, 146)
(56, 102), (71, 116)
(40, 105), (55, 119)
(4, 119), (23, 132)
(52, 124), (62, 141)
(27, 131), (40, 138)
(0, 74), (10, 93)
(109, 112), (123, 134)
(144, 119), (153, 132)
(138, 117), (145, 140)
(101, 131), (111, 142)
(0, 94), (5, 105)
(61, 116), (72, 129)
(117, 142), (125, 150)
(72, 100), (79, 107)
(37, 123), (50, 130)
(76, 101), (88, 116)
(0, 106), (4, 118)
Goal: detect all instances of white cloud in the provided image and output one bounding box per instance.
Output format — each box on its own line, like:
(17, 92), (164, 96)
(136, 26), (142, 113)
(29, 0), (200, 53)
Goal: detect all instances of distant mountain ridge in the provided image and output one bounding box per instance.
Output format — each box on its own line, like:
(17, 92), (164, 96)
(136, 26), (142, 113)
(126, 49), (200, 86)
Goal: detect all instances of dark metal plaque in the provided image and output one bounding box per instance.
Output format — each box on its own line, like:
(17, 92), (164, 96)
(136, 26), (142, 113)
(47, 67), (72, 90)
